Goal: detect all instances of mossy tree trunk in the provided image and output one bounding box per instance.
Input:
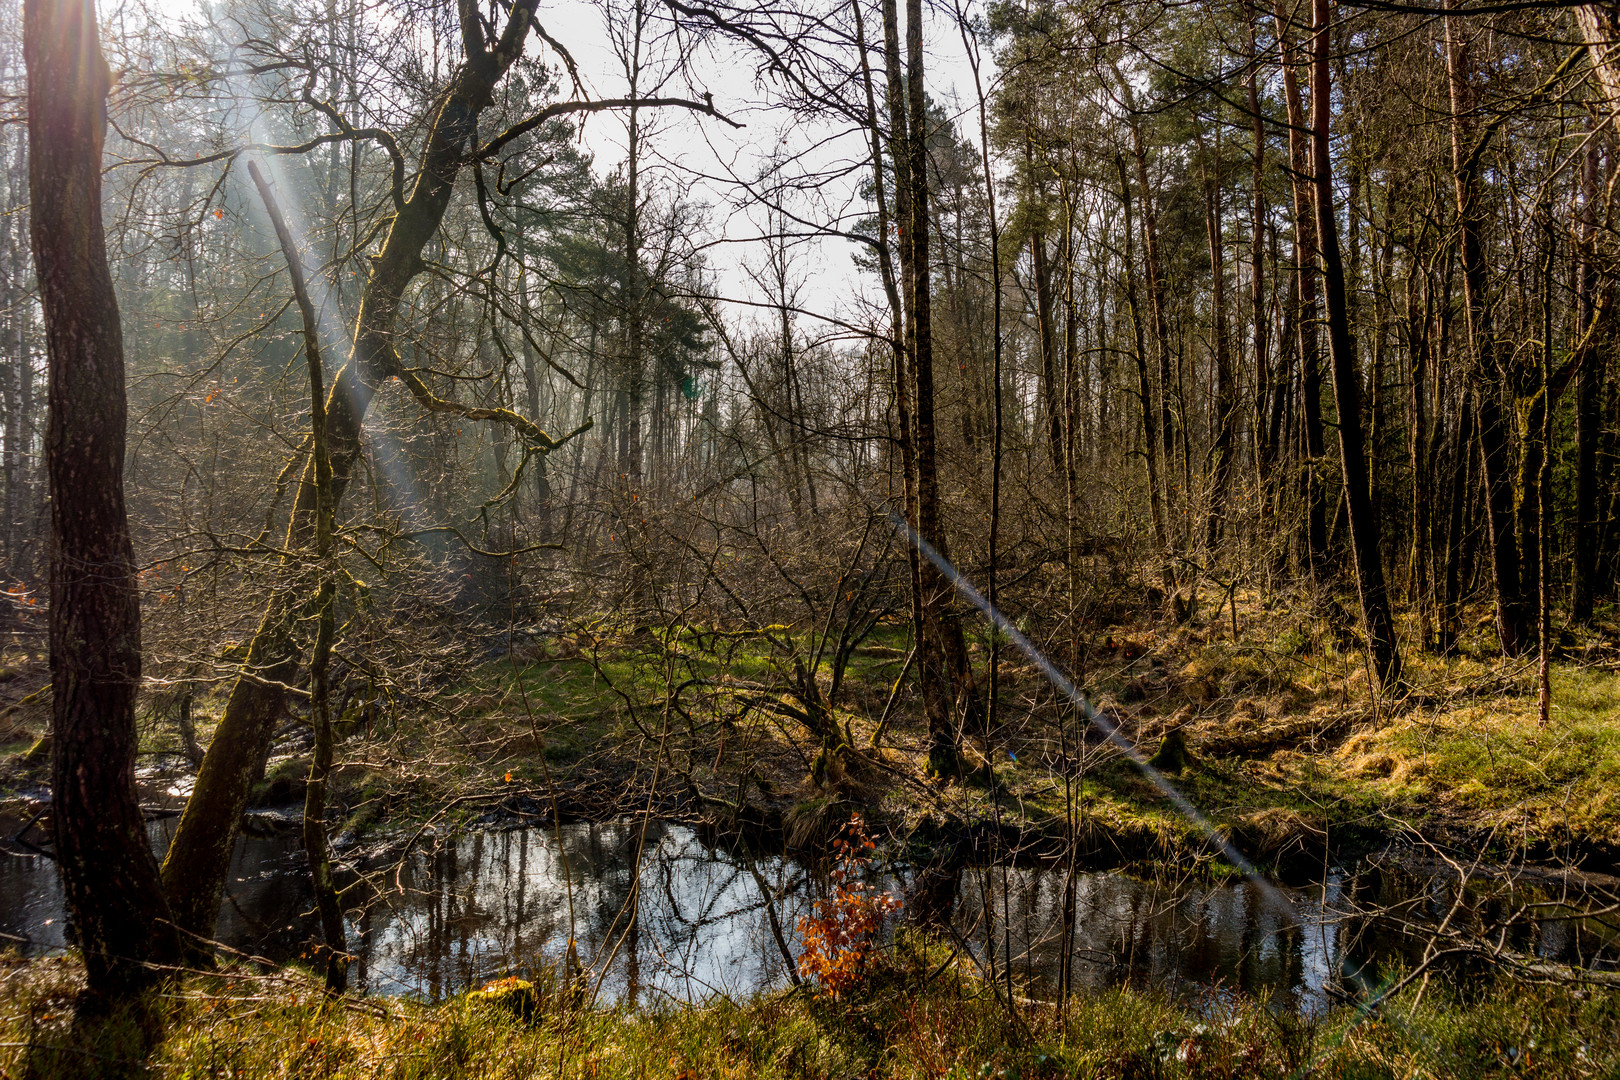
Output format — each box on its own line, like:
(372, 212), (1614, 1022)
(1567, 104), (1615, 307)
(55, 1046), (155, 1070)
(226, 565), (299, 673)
(161, 0), (549, 939)
(247, 160), (348, 992)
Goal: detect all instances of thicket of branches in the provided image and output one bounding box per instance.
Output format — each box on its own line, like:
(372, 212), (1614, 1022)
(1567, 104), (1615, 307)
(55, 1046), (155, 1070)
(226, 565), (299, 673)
(7, 0), (1620, 998)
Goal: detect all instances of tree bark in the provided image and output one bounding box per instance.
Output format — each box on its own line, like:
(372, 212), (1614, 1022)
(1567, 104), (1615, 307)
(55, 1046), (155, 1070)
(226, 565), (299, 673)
(27, 0), (179, 995)
(1203, 152), (1235, 552)
(1275, 0), (1329, 575)
(1029, 211), (1063, 473)
(1577, 3), (1620, 118)
(1129, 119), (1178, 542)
(904, 0), (980, 762)
(1249, 3), (1273, 485)
(1118, 155), (1178, 605)
(1439, 389), (1474, 652)
(877, 0), (955, 769)
(1572, 134), (1607, 622)
(1311, 0), (1402, 689)
(1405, 258), (1434, 647)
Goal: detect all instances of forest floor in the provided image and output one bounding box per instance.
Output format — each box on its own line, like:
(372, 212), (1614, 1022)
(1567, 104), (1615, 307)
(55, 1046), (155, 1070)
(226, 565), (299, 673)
(6, 939), (1620, 1079)
(5, 598), (1620, 1078)
(3, 594), (1620, 875)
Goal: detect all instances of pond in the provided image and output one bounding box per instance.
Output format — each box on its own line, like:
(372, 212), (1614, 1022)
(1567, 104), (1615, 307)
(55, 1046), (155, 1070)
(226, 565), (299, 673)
(2, 811), (1615, 1012)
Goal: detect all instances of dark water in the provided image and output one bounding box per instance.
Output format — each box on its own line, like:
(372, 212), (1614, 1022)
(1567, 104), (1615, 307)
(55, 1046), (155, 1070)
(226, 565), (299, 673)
(3, 812), (1616, 1011)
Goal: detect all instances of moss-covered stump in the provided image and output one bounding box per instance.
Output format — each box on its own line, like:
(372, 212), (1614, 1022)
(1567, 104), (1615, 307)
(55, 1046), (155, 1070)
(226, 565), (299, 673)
(465, 976), (539, 1022)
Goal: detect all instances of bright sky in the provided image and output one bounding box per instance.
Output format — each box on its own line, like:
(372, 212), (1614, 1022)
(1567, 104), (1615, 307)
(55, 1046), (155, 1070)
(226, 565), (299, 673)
(528, 0), (1003, 336)
(140, 0), (1002, 339)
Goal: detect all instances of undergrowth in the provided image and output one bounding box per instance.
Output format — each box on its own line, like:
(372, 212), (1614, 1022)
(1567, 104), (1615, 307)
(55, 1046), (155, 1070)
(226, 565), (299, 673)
(6, 947), (1620, 1079)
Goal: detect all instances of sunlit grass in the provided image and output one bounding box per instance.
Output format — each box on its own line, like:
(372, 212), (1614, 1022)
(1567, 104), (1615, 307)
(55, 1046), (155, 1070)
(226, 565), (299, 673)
(23, 610), (1620, 869)
(7, 948), (1620, 1079)
(1349, 666), (1620, 845)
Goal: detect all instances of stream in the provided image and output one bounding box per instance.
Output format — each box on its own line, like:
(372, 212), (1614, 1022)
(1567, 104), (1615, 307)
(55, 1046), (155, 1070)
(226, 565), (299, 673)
(3, 812), (1617, 1012)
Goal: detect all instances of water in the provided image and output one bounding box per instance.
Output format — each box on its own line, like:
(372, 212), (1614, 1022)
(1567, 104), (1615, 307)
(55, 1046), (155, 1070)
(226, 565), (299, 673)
(3, 813), (1616, 1010)
(1, 816), (808, 1004)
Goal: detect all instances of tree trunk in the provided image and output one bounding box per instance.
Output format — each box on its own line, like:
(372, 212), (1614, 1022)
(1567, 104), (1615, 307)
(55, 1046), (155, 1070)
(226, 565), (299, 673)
(1405, 260), (1434, 648)
(1577, 3), (1620, 118)
(1130, 119), (1177, 539)
(877, 0), (955, 769)
(1572, 134), (1607, 622)
(1061, 197), (1084, 675)
(1311, 0), (1402, 690)
(517, 238), (552, 536)
(1443, 9), (1531, 657)
(1439, 389), (1474, 652)
(161, 0), (547, 938)
(1203, 154), (1235, 552)
(247, 160), (348, 993)
(1117, 156), (1177, 604)
(27, 0), (179, 995)
(1249, 3), (1273, 485)
(904, 0), (980, 761)
(3, 132), (24, 579)
(1274, 0), (1329, 575)
(1030, 215), (1063, 474)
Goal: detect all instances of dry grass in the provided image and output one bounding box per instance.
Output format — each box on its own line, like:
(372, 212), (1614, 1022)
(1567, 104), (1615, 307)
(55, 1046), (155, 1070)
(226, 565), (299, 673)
(7, 945), (1620, 1079)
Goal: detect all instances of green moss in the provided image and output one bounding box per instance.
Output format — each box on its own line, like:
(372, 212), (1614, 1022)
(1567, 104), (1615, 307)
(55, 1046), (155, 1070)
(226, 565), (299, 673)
(19, 732), (50, 766)
(464, 976), (540, 1022)
(1360, 667), (1620, 843)
(249, 754), (311, 806)
(1147, 729), (1191, 774)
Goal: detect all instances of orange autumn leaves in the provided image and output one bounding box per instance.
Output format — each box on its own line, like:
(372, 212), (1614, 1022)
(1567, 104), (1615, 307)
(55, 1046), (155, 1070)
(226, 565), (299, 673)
(796, 814), (900, 998)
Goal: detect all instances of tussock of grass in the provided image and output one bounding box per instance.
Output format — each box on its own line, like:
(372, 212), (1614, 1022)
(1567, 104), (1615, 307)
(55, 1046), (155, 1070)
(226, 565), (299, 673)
(8, 947), (1620, 1079)
(1334, 667), (1620, 845)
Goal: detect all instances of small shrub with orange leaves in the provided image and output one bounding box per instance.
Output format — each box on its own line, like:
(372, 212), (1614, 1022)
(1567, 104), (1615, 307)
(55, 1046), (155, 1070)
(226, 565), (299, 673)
(796, 814), (901, 998)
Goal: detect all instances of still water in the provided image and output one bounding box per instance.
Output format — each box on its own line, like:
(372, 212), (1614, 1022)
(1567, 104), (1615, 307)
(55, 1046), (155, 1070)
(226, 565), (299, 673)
(2, 815), (1613, 1010)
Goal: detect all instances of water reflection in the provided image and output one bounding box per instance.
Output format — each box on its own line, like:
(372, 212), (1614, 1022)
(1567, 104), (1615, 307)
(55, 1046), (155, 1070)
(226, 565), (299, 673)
(343, 820), (809, 1003)
(0, 817), (810, 1003)
(2, 816), (1616, 1010)
(957, 863), (1620, 1013)
(955, 867), (1347, 1012)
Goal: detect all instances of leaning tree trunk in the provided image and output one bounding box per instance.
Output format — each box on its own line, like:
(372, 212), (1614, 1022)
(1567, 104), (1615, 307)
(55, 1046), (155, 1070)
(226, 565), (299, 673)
(1312, 0), (1403, 690)
(160, 0), (548, 938)
(248, 161), (348, 992)
(27, 0), (179, 995)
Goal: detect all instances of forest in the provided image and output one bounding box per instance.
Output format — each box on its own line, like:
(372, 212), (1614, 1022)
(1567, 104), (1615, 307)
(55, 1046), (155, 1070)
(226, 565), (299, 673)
(5, 0), (1620, 1070)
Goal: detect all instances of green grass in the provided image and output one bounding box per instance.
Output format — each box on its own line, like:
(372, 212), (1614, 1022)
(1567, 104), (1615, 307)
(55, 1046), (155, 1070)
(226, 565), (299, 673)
(23, 614), (1618, 872)
(7, 947), (1620, 1079)
(982, 614), (1620, 862)
(1364, 667), (1620, 845)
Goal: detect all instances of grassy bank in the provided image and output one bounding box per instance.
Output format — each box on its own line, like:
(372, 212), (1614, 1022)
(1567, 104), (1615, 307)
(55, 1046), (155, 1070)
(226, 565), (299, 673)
(6, 598), (1620, 873)
(5, 948), (1620, 1079)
